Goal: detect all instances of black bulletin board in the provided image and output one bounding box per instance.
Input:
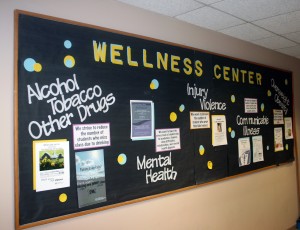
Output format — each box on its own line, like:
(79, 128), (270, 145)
(14, 10), (295, 229)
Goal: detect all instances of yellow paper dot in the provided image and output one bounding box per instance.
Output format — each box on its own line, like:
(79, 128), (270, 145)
(34, 63), (42, 72)
(170, 112), (177, 122)
(228, 127), (232, 132)
(267, 90), (271, 97)
(117, 155), (123, 163)
(207, 161), (213, 170)
(64, 55), (75, 68)
(199, 145), (205, 155)
(231, 95), (235, 103)
(261, 103), (265, 112)
(150, 82), (155, 89)
(59, 193), (68, 203)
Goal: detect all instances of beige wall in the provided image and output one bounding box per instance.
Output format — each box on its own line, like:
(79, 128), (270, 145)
(1, 0), (300, 229)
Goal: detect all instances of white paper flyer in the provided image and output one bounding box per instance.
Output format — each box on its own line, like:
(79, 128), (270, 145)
(34, 140), (70, 192)
(274, 127), (284, 152)
(211, 115), (227, 146)
(252, 136), (264, 163)
(238, 137), (251, 166)
(284, 117), (294, 139)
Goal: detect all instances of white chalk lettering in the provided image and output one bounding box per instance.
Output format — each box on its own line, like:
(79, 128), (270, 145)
(27, 74), (79, 104)
(28, 113), (74, 139)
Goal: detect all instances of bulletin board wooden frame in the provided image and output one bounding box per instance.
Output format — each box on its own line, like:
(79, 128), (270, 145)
(14, 10), (296, 229)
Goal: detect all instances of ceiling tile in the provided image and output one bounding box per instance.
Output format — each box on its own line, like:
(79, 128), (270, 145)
(212, 0), (300, 21)
(196, 0), (224, 5)
(251, 36), (297, 49)
(219, 23), (274, 41)
(176, 6), (244, 30)
(283, 31), (300, 43)
(276, 45), (300, 57)
(117, 0), (204, 17)
(253, 10), (300, 34)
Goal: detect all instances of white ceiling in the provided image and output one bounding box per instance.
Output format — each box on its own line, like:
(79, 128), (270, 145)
(117, 0), (300, 59)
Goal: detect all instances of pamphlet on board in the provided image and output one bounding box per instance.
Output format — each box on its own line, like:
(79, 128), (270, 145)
(130, 100), (154, 140)
(75, 149), (107, 208)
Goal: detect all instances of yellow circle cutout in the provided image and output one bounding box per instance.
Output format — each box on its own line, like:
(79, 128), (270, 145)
(34, 63), (42, 72)
(228, 127), (232, 133)
(64, 55), (75, 68)
(170, 112), (177, 122)
(117, 155), (123, 163)
(59, 193), (68, 203)
(231, 95), (235, 103)
(207, 161), (213, 170)
(199, 145), (205, 156)
(150, 82), (155, 89)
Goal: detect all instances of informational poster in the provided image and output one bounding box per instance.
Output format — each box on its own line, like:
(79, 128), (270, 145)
(190, 111), (210, 129)
(15, 11), (294, 228)
(34, 140), (70, 192)
(284, 117), (294, 139)
(130, 100), (154, 141)
(155, 128), (181, 152)
(238, 137), (251, 167)
(244, 98), (258, 113)
(73, 123), (111, 150)
(274, 127), (284, 152)
(273, 109), (284, 125)
(75, 149), (106, 208)
(211, 115), (227, 146)
(252, 136), (264, 163)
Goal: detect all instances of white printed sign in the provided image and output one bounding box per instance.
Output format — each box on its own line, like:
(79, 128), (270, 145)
(190, 111), (210, 129)
(155, 128), (181, 152)
(244, 98), (258, 113)
(73, 123), (110, 150)
(273, 109), (284, 125)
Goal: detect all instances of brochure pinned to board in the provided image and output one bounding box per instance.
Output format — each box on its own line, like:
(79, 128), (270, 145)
(130, 100), (154, 141)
